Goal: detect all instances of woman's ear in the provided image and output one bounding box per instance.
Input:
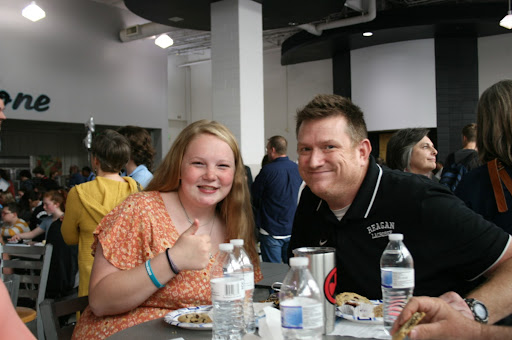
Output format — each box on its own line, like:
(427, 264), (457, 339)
(91, 155), (100, 172)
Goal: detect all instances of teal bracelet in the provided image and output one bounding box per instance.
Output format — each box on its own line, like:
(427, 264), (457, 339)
(145, 259), (165, 289)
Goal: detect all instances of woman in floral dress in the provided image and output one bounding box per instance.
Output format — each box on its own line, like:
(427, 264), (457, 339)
(72, 120), (261, 339)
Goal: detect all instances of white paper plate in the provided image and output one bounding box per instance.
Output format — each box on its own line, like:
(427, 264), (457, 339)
(336, 299), (384, 324)
(164, 305), (213, 330)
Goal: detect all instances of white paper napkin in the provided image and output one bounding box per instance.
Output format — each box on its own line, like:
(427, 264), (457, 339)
(249, 304), (391, 340)
(257, 306), (283, 340)
(329, 318), (391, 339)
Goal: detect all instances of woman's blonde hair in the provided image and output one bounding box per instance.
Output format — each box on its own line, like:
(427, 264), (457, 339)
(145, 120), (258, 264)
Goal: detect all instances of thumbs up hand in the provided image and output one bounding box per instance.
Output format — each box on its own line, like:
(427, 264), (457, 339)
(169, 219), (212, 271)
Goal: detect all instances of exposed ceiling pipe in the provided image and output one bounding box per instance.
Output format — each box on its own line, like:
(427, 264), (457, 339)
(119, 22), (177, 42)
(298, 0), (376, 36)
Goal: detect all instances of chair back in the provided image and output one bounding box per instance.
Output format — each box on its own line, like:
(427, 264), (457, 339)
(0, 244), (53, 340)
(40, 295), (89, 340)
(3, 273), (21, 305)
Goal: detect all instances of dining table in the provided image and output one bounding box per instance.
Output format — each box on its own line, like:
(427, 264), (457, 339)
(105, 317), (384, 340)
(255, 261), (288, 289)
(105, 261), (387, 339)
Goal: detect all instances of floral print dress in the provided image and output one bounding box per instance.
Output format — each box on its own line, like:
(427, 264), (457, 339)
(72, 191), (262, 340)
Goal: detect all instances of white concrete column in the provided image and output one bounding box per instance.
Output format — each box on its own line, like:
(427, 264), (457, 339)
(211, 0), (264, 166)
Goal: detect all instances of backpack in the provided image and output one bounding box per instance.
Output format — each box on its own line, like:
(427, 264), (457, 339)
(439, 153), (476, 192)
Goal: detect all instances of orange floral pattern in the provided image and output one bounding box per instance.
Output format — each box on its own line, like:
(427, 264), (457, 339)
(72, 191), (262, 340)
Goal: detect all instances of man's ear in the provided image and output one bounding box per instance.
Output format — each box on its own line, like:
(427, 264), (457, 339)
(358, 139), (372, 162)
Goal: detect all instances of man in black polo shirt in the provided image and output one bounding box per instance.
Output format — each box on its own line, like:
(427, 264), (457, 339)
(288, 94), (512, 325)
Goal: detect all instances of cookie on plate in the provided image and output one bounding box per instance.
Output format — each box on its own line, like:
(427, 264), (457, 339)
(177, 313), (212, 324)
(373, 304), (383, 317)
(335, 292), (371, 306)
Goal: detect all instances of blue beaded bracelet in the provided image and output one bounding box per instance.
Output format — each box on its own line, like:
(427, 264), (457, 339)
(145, 259), (165, 289)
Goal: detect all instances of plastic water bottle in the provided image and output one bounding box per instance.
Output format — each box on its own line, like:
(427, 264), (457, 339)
(210, 243), (245, 340)
(230, 239), (256, 334)
(280, 257), (323, 340)
(380, 233), (415, 334)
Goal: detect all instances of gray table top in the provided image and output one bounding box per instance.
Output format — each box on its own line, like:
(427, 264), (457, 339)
(256, 261), (288, 288)
(106, 262), (380, 339)
(106, 317), (380, 340)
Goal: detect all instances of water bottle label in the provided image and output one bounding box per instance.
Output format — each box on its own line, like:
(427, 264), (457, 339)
(211, 277), (244, 301)
(381, 268), (414, 289)
(243, 272), (254, 291)
(281, 302), (323, 329)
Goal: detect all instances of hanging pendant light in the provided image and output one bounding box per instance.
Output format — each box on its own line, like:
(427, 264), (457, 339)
(22, 1), (46, 22)
(500, 0), (512, 29)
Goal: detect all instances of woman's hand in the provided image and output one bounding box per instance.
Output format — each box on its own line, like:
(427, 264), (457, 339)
(8, 234), (21, 243)
(169, 219), (211, 271)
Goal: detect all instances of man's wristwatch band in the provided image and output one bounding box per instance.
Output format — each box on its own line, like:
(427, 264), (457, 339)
(464, 298), (489, 324)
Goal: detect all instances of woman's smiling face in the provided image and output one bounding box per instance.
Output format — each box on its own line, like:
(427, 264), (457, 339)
(178, 133), (235, 208)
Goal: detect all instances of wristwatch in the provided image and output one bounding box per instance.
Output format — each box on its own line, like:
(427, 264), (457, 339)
(464, 298), (489, 324)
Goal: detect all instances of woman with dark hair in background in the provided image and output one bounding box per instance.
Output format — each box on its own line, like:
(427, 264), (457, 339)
(117, 125), (156, 188)
(386, 128), (438, 179)
(456, 80), (512, 235)
(72, 120), (261, 339)
(62, 129), (140, 297)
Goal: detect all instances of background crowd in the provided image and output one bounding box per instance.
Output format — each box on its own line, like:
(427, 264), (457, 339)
(0, 79), (511, 340)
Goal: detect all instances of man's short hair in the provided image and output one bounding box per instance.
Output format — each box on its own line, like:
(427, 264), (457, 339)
(462, 123), (477, 143)
(19, 169), (32, 179)
(267, 136), (287, 155)
(27, 190), (42, 202)
(32, 166), (45, 176)
(4, 202), (20, 215)
(296, 94), (368, 145)
(90, 129), (130, 173)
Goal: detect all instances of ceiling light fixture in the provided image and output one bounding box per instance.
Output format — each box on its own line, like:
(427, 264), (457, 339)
(363, 32), (373, 37)
(22, 1), (46, 22)
(155, 34), (173, 49)
(500, 0), (512, 29)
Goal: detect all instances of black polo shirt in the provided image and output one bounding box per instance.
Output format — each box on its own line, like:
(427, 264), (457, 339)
(289, 156), (510, 299)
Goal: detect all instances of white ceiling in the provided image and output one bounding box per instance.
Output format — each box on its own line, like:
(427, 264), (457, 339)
(90, 0), (301, 56)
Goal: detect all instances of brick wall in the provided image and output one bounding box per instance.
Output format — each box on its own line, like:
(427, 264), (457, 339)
(435, 33), (479, 164)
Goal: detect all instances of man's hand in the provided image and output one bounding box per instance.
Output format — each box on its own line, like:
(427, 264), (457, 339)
(438, 291), (474, 320)
(390, 296), (483, 340)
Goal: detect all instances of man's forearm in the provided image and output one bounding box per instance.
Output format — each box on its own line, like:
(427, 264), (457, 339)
(468, 257), (512, 324)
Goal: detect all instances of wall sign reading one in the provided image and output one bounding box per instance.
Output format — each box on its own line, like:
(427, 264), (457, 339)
(0, 90), (51, 112)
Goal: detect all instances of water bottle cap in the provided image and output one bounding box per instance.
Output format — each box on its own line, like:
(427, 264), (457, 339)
(289, 257), (309, 267)
(219, 243), (234, 251)
(388, 233), (403, 241)
(230, 239), (244, 246)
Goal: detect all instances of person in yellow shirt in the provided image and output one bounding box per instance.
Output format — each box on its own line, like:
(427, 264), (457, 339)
(62, 130), (141, 297)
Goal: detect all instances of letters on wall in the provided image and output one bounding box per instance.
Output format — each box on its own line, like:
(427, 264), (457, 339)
(0, 90), (51, 112)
